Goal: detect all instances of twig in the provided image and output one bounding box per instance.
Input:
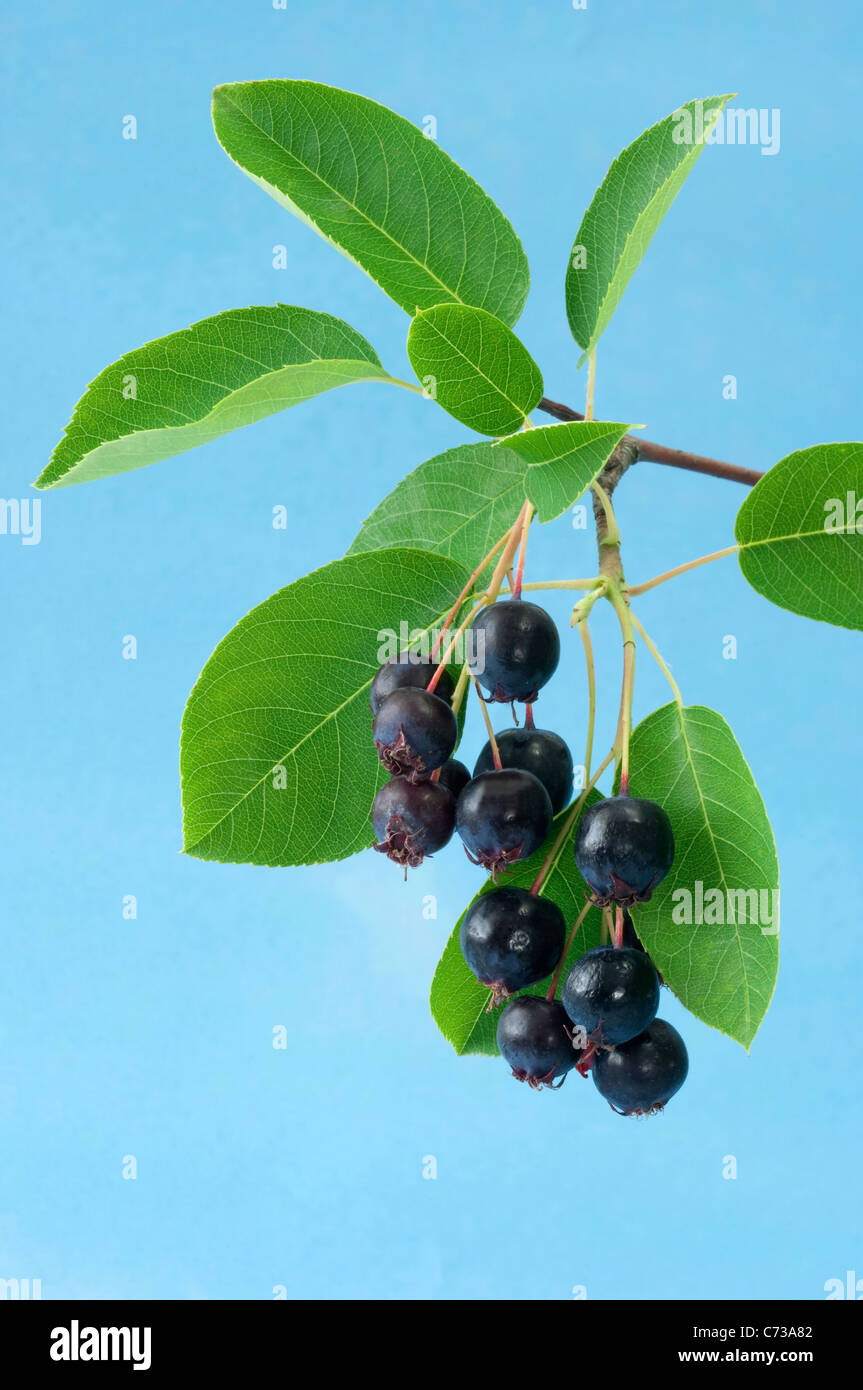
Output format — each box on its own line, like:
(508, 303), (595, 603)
(537, 397), (763, 487)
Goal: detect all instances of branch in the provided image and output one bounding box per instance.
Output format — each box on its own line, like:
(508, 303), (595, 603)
(537, 397), (764, 488)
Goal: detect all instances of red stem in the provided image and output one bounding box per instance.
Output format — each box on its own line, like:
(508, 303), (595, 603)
(430, 531), (509, 662)
(613, 905), (624, 949)
(512, 507), (531, 600)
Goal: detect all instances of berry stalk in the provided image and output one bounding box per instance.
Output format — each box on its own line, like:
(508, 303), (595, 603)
(485, 499), (532, 601)
(613, 904), (624, 949)
(512, 502), (534, 601)
(428, 595), (487, 694)
(528, 744), (616, 897)
(517, 578), (599, 593)
(470, 675), (503, 770)
(431, 532), (511, 660)
(578, 619), (596, 786)
(627, 544), (740, 597)
(630, 610), (684, 710)
(546, 901), (592, 1000)
(449, 661), (471, 718)
(606, 580), (636, 796)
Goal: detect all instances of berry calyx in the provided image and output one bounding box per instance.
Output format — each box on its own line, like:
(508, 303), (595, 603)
(473, 726), (574, 815)
(592, 1018), (689, 1116)
(460, 886), (565, 1004)
(370, 654), (454, 715)
(468, 599), (560, 703)
(436, 758), (470, 800)
(574, 794), (674, 906)
(372, 687), (457, 782)
(561, 945), (660, 1046)
(456, 769), (552, 877)
(372, 778), (455, 869)
(496, 996), (581, 1089)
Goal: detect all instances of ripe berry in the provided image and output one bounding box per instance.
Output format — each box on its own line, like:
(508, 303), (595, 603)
(370, 654), (454, 715)
(460, 886), (565, 1002)
(592, 1018), (689, 1116)
(496, 996), (581, 1089)
(469, 600), (560, 703)
(437, 759), (470, 800)
(373, 687), (457, 782)
(456, 769), (552, 877)
(474, 727), (573, 815)
(561, 946), (660, 1046)
(372, 778), (455, 869)
(574, 795), (674, 906)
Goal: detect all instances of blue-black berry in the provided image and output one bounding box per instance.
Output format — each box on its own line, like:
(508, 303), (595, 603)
(473, 726), (573, 814)
(373, 687), (457, 782)
(469, 600), (560, 703)
(436, 759), (471, 800)
(456, 768), (552, 877)
(592, 1018), (689, 1116)
(496, 996), (581, 1089)
(370, 654), (454, 715)
(561, 945), (660, 1046)
(460, 886), (565, 1003)
(372, 777), (455, 869)
(574, 794), (674, 906)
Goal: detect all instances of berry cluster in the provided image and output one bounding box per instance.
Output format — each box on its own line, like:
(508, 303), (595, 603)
(370, 599), (563, 876)
(369, 600), (688, 1118)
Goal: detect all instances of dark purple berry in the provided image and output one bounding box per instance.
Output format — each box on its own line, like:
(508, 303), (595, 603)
(496, 996), (581, 1089)
(372, 778), (455, 869)
(460, 886), (565, 1003)
(372, 687), (457, 782)
(436, 759), (470, 800)
(456, 769), (552, 877)
(561, 946), (659, 1046)
(474, 727), (573, 814)
(574, 795), (674, 906)
(468, 600), (560, 703)
(592, 1018), (688, 1116)
(370, 653), (454, 715)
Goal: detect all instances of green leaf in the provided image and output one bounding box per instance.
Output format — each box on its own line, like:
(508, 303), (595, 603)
(212, 80), (529, 325)
(499, 419), (632, 522)
(347, 440), (527, 572)
(407, 304), (543, 436)
(566, 95), (733, 363)
(627, 703), (779, 1050)
(735, 442), (863, 630)
(36, 305), (405, 490)
(180, 547), (468, 867)
(430, 793), (603, 1056)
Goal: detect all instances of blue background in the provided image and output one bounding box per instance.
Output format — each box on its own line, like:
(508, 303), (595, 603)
(2, 0), (861, 1300)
